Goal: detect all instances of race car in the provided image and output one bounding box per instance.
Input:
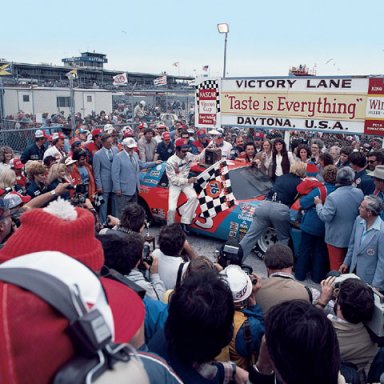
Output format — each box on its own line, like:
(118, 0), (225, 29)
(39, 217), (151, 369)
(138, 159), (290, 256)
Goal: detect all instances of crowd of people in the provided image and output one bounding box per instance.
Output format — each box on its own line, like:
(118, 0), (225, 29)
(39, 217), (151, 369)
(1, 110), (384, 383)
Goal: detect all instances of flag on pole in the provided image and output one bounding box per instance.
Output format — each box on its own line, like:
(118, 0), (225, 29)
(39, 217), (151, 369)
(173, 62), (180, 67)
(0, 63), (12, 76)
(195, 160), (235, 218)
(153, 75), (167, 86)
(65, 69), (78, 79)
(202, 65), (209, 71)
(113, 72), (128, 86)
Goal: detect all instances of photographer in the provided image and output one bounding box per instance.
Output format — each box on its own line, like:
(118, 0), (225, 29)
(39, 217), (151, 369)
(217, 265), (264, 371)
(99, 203), (146, 237)
(117, 231), (166, 301)
(316, 276), (378, 380)
(153, 223), (199, 290)
(255, 244), (313, 316)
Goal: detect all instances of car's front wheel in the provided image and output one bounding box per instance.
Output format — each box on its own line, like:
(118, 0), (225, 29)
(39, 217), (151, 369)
(253, 227), (278, 260)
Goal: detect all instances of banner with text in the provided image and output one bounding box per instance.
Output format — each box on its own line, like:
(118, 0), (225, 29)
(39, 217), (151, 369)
(195, 76), (384, 135)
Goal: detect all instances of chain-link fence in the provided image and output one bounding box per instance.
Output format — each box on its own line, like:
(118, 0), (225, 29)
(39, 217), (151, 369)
(0, 124), (63, 154)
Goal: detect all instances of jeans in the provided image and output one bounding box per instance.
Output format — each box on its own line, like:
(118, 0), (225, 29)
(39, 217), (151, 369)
(295, 231), (329, 283)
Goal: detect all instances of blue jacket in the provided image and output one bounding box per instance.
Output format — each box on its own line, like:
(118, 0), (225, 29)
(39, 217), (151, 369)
(344, 216), (384, 290)
(354, 169), (375, 196)
(235, 304), (265, 360)
(20, 143), (46, 163)
(300, 183), (336, 237)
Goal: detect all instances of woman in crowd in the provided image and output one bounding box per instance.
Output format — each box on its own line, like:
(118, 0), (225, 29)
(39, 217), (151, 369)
(295, 143), (311, 163)
(271, 138), (294, 181)
(255, 139), (273, 176)
(0, 165), (16, 190)
(25, 161), (48, 198)
(310, 139), (324, 163)
(47, 163), (71, 200)
(318, 152), (334, 181)
(0, 146), (15, 167)
(70, 149), (96, 202)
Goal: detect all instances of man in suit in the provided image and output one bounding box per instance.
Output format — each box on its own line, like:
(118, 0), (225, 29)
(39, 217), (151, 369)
(112, 137), (161, 218)
(93, 133), (118, 225)
(315, 166), (364, 271)
(340, 195), (384, 291)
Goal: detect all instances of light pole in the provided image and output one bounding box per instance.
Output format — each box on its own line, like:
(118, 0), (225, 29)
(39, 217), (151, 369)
(217, 23), (229, 78)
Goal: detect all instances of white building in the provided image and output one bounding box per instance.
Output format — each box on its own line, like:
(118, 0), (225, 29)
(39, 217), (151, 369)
(3, 86), (113, 117)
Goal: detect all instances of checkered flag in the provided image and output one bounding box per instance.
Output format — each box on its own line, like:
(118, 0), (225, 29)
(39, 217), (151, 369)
(196, 160), (235, 218)
(92, 193), (105, 209)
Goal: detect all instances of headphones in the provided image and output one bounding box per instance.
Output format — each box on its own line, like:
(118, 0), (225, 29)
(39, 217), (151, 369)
(0, 266), (146, 384)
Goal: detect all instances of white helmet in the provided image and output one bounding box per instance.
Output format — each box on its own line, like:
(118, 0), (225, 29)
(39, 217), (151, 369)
(139, 100), (146, 106)
(222, 265), (252, 303)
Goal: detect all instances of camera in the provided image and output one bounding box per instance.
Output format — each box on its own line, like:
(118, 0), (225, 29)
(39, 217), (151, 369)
(143, 244), (153, 266)
(216, 239), (253, 274)
(327, 272), (384, 338)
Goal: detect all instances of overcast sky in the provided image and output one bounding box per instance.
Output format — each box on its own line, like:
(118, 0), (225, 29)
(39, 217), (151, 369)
(3, 0), (383, 78)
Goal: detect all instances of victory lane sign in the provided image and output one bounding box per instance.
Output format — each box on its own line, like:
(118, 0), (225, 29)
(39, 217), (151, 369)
(195, 76), (384, 136)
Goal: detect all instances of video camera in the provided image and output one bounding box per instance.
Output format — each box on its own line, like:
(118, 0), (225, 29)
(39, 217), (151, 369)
(215, 238), (253, 275)
(329, 272), (384, 338)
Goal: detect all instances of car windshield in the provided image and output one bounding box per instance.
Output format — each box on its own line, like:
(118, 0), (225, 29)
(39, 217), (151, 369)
(229, 166), (273, 200)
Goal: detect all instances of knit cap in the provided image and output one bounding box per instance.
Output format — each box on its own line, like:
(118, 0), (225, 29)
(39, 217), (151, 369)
(0, 199), (104, 271)
(306, 162), (318, 177)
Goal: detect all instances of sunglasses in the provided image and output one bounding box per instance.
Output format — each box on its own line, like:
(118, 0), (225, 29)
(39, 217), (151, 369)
(181, 149), (189, 153)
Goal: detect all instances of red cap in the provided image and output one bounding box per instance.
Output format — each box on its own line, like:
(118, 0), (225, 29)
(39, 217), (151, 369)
(10, 158), (24, 170)
(123, 128), (135, 138)
(91, 128), (103, 137)
(197, 129), (207, 137)
(254, 132), (265, 139)
(162, 132), (171, 141)
(175, 138), (188, 147)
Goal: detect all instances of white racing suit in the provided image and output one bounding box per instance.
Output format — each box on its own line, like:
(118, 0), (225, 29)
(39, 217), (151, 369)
(166, 153), (198, 225)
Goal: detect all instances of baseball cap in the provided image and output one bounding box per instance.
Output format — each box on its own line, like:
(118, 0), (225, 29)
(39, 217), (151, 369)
(222, 265), (253, 303)
(175, 138), (189, 148)
(10, 158), (24, 170)
(34, 129), (47, 139)
(162, 132), (171, 141)
(91, 128), (103, 137)
(4, 191), (31, 209)
(122, 138), (138, 148)
(52, 132), (65, 141)
(104, 124), (115, 134)
(157, 123), (167, 130)
(254, 132), (265, 139)
(0, 198), (10, 219)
